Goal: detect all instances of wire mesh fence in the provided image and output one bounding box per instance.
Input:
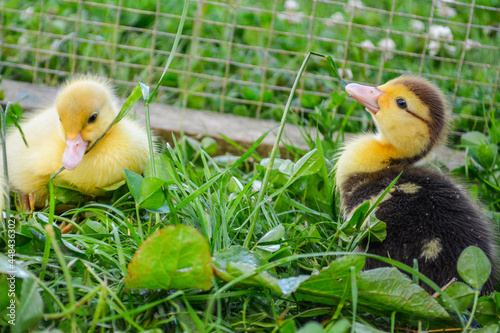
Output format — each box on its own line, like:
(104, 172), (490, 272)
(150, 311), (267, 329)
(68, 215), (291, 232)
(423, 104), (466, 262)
(1, 0), (498, 136)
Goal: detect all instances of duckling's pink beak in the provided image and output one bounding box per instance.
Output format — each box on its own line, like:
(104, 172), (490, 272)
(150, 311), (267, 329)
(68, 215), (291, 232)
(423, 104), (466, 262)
(345, 83), (385, 114)
(62, 132), (89, 171)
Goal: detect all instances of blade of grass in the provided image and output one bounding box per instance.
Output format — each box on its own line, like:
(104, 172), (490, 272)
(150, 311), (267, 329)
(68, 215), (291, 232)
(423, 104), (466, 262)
(45, 224), (77, 332)
(243, 51), (314, 248)
(243, 51), (348, 248)
(88, 283), (107, 333)
(219, 132), (263, 162)
(147, 0), (189, 103)
(175, 129), (270, 210)
(350, 266), (358, 333)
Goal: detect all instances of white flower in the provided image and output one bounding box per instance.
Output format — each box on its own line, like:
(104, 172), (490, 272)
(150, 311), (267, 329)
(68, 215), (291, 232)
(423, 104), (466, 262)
(429, 25), (453, 41)
(347, 0), (364, 8)
(410, 20), (425, 33)
(277, 11), (304, 23)
(20, 7), (34, 21)
(378, 38), (396, 60)
(345, 0), (364, 13)
(338, 68), (353, 80)
(428, 40), (440, 56)
(378, 37), (396, 50)
(360, 40), (375, 52)
(18, 35), (29, 46)
(428, 40), (456, 56)
(443, 43), (456, 54)
(325, 12), (345, 26)
(464, 39), (481, 50)
(284, 0), (300, 11)
(427, 25), (456, 56)
(437, 4), (457, 18)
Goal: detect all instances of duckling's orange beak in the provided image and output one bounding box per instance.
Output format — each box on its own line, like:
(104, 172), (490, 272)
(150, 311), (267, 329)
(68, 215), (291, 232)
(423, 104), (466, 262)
(62, 132), (89, 171)
(345, 83), (385, 114)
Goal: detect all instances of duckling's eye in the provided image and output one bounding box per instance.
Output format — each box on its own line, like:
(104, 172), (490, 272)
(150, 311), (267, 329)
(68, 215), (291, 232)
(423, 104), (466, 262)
(88, 113), (98, 124)
(396, 98), (407, 109)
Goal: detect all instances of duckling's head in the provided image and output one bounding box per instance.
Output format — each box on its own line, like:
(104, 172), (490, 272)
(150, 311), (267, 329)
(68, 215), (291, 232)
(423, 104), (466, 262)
(56, 77), (118, 170)
(346, 76), (449, 163)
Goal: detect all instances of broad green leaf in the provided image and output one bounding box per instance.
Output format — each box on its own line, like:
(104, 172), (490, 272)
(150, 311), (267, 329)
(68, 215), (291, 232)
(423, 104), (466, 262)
(351, 322), (387, 333)
(297, 265), (452, 324)
(98, 179), (126, 191)
(125, 225), (212, 291)
(213, 246), (267, 266)
(292, 149), (321, 177)
(297, 255), (365, 299)
(82, 219), (108, 234)
(443, 282), (475, 311)
(223, 261), (310, 296)
(0, 255), (30, 279)
(457, 246), (491, 289)
(473, 324), (499, 333)
(356, 268), (450, 323)
(461, 131), (488, 147)
(213, 246), (308, 295)
(278, 159), (294, 176)
(52, 184), (83, 204)
(260, 158), (287, 172)
(145, 154), (173, 183)
(213, 246), (269, 282)
(280, 320), (296, 333)
(256, 224), (285, 253)
(12, 278), (43, 333)
(228, 177), (244, 193)
(326, 318), (350, 333)
(476, 142), (498, 169)
(365, 219), (387, 243)
(225, 262), (282, 294)
(123, 168), (143, 203)
(475, 296), (498, 327)
(201, 137), (217, 155)
(139, 177), (165, 210)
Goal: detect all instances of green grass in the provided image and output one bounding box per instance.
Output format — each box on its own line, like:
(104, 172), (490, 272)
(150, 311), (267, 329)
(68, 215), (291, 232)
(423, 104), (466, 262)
(1, 46), (500, 330)
(1, 0), (499, 136)
(1, 1), (500, 332)
(1, 92), (499, 331)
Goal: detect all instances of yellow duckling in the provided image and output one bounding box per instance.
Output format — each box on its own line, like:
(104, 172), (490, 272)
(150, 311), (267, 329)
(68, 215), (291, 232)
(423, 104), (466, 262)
(4, 76), (150, 208)
(336, 75), (498, 293)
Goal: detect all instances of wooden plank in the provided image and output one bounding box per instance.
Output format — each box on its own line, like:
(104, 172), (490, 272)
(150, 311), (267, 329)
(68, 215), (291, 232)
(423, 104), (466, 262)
(1, 79), (465, 167)
(1, 79), (312, 157)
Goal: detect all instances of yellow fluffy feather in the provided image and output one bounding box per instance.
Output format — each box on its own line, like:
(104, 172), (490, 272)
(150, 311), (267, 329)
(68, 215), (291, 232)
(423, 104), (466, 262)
(2, 76), (150, 208)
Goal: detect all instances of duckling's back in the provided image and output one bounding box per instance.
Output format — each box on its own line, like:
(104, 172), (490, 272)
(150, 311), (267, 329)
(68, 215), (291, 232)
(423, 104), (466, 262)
(343, 165), (499, 293)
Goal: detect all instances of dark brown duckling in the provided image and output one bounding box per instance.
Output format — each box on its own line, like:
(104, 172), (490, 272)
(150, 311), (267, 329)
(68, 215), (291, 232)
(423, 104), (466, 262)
(336, 75), (498, 294)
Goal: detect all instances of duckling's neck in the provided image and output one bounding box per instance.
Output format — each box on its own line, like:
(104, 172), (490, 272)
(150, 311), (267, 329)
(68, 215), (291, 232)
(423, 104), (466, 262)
(335, 133), (424, 190)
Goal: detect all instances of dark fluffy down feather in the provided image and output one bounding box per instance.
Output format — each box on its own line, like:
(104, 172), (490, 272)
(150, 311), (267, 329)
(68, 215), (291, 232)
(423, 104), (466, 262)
(342, 166), (499, 294)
